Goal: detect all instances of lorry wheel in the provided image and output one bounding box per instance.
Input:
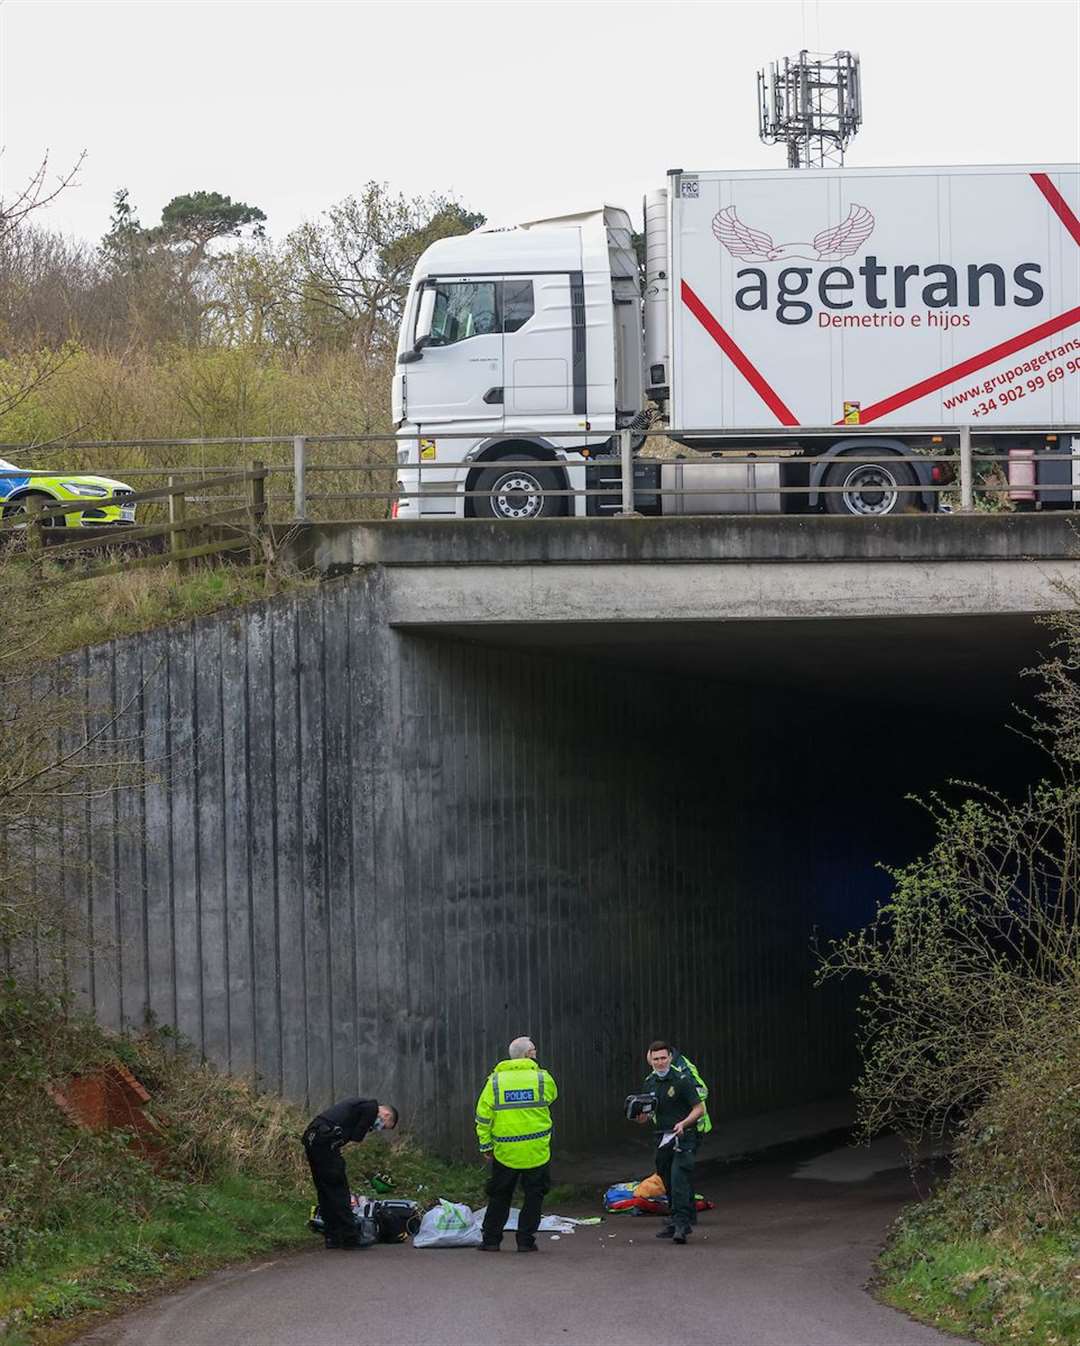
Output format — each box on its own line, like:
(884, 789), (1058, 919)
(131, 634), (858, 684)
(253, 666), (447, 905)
(472, 463), (565, 520)
(824, 457), (918, 517)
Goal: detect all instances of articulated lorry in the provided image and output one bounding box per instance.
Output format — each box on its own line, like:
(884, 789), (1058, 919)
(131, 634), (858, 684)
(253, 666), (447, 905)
(392, 164), (1080, 520)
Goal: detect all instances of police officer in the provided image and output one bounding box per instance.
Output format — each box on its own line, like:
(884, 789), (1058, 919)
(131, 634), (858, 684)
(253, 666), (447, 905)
(475, 1037), (558, 1252)
(634, 1040), (704, 1244)
(302, 1096), (399, 1249)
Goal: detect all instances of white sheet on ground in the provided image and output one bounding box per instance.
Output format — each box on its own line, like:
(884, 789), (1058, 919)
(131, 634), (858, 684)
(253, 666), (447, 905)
(473, 1207), (578, 1233)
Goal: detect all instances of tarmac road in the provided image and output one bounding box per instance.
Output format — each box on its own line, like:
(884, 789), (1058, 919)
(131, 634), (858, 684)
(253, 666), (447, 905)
(76, 1137), (965, 1346)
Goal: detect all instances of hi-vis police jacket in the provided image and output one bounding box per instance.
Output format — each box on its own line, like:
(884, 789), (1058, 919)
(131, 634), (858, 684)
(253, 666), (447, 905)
(475, 1057), (558, 1168)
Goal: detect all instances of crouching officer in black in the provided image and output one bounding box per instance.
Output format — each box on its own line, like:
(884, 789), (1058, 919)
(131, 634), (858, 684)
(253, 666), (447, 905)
(302, 1097), (399, 1248)
(634, 1041), (704, 1244)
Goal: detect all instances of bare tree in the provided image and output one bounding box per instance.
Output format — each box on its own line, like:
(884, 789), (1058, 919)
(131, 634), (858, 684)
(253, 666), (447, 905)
(0, 152), (84, 248)
(0, 154), (89, 424)
(277, 183), (483, 357)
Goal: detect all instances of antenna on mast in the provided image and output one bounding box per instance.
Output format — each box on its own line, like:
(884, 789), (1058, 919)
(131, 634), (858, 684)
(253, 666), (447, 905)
(757, 50), (862, 168)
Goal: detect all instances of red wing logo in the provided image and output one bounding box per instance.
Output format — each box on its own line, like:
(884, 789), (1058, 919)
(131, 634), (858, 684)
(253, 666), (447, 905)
(712, 203), (875, 262)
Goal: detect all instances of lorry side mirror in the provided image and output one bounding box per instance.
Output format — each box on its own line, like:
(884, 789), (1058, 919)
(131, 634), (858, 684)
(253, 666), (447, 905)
(414, 286), (437, 351)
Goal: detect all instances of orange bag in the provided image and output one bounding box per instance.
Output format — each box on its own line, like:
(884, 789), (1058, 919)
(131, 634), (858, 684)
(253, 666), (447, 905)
(634, 1173), (665, 1199)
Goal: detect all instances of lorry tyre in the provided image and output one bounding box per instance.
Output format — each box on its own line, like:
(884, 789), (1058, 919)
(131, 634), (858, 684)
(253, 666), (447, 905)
(472, 462), (565, 521)
(823, 456), (918, 517)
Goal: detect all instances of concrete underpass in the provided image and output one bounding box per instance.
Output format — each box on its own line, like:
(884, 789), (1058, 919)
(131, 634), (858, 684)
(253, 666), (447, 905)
(387, 610), (1043, 1156)
(62, 516), (1069, 1159)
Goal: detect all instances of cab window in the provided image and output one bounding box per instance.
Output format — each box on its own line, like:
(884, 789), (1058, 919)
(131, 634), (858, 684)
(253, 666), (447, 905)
(428, 282), (498, 345)
(502, 280), (535, 332)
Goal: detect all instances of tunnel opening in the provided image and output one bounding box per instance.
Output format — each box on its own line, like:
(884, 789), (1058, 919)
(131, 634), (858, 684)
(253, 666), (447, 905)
(64, 583), (1055, 1173)
(390, 614), (1046, 1160)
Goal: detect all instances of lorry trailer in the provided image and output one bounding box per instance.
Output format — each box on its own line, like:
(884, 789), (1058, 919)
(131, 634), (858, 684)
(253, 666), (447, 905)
(392, 164), (1080, 520)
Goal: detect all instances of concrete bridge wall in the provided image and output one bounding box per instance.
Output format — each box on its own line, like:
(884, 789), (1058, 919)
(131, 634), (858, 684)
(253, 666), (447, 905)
(42, 515), (1057, 1155)
(47, 573), (929, 1156)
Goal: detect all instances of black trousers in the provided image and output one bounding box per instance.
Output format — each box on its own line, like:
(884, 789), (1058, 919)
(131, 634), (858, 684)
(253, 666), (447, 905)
(481, 1158), (551, 1247)
(302, 1121), (355, 1241)
(656, 1131), (699, 1233)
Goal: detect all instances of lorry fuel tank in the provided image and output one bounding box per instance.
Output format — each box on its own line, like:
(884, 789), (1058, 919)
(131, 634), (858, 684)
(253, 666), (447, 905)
(660, 460), (781, 514)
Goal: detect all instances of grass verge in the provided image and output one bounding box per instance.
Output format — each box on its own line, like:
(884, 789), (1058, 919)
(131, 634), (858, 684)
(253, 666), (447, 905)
(0, 1175), (309, 1346)
(877, 1200), (1080, 1346)
(21, 557), (316, 662)
(0, 982), (490, 1345)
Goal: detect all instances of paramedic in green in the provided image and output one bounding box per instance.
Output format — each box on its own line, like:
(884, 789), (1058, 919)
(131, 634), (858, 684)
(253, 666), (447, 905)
(475, 1036), (558, 1252)
(636, 1040), (704, 1244)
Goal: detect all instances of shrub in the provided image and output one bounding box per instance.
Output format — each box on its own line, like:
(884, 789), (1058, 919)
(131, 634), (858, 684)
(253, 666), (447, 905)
(950, 988), (1080, 1230)
(817, 604), (1080, 1235)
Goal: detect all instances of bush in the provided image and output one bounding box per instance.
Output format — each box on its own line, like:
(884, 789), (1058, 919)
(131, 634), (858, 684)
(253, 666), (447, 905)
(816, 605), (1080, 1236)
(0, 344), (397, 524)
(950, 988), (1080, 1232)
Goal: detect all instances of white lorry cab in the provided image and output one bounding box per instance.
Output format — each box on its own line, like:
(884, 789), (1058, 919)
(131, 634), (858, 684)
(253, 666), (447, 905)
(392, 206), (643, 520)
(393, 166), (1080, 521)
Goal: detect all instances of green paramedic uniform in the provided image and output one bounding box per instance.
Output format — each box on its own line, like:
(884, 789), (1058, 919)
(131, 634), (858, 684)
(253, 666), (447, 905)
(646, 1064), (701, 1237)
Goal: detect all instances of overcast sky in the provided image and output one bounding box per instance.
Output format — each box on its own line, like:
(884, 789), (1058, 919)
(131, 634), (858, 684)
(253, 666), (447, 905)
(1, 0), (1077, 245)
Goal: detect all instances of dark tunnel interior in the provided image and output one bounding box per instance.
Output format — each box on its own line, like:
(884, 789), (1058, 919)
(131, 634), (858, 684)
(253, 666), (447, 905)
(395, 614), (1047, 1153)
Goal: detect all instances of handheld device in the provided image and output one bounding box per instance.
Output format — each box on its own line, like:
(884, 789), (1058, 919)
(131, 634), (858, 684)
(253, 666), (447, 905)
(625, 1092), (657, 1121)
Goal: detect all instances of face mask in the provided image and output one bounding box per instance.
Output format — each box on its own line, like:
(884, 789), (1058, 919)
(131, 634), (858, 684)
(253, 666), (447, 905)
(654, 1066), (671, 1078)
(373, 1117), (385, 1131)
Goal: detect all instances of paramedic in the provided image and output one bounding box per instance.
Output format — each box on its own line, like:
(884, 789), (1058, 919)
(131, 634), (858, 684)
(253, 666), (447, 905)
(302, 1097), (399, 1249)
(671, 1047), (713, 1136)
(635, 1040), (703, 1244)
(475, 1037), (558, 1252)
(666, 1045), (711, 1231)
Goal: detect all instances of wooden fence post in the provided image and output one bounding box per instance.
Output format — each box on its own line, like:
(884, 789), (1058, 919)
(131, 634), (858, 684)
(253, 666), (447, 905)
(248, 459), (269, 567)
(168, 476), (187, 574)
(248, 460), (267, 527)
(26, 494), (44, 576)
(293, 436), (307, 519)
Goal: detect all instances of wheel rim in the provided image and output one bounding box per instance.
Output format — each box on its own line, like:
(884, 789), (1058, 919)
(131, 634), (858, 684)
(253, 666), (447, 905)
(3, 497), (53, 528)
(490, 472), (544, 520)
(839, 464), (900, 516)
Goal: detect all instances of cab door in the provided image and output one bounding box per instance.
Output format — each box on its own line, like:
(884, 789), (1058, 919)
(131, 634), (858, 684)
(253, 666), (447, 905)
(402, 278), (504, 427)
(502, 275), (574, 431)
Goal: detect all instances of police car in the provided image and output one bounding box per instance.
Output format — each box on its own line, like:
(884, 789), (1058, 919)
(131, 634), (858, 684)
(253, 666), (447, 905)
(0, 458), (137, 526)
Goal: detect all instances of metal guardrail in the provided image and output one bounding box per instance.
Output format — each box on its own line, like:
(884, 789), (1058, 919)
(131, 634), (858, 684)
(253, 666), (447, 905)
(0, 425), (1078, 530)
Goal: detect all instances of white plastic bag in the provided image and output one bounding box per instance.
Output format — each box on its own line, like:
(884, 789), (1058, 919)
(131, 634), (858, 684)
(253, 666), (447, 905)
(412, 1198), (483, 1248)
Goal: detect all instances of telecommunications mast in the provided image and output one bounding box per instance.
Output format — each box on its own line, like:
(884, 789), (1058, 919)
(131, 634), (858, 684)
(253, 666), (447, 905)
(757, 50), (863, 168)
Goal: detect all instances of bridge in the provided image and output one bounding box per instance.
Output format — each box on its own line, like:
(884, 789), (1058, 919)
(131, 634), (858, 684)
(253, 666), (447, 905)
(296, 507), (1076, 636)
(55, 513), (1076, 1156)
